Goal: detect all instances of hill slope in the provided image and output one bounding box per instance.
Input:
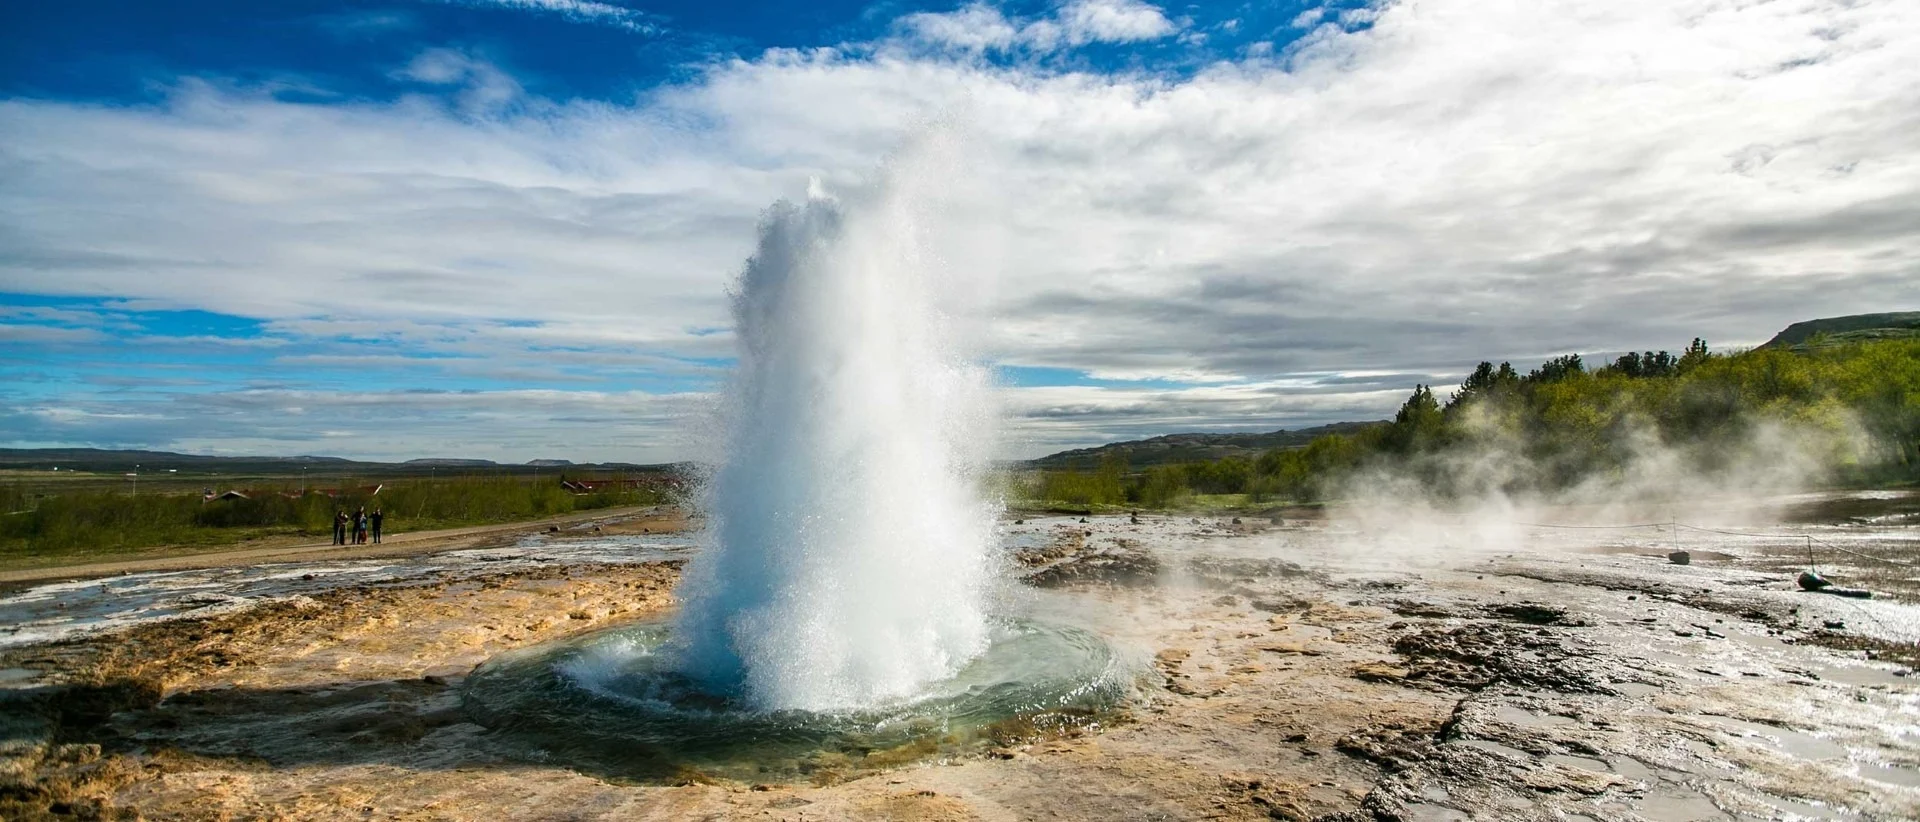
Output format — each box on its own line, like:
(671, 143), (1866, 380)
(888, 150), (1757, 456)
(1028, 421), (1386, 470)
(0, 448), (671, 475)
(1762, 312), (1920, 349)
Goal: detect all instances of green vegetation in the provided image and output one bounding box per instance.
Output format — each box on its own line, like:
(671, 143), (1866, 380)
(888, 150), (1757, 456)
(0, 473), (675, 563)
(1762, 311), (1920, 350)
(1016, 337), (1920, 510)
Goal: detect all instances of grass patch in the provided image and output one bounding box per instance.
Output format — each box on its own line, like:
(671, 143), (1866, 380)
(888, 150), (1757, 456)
(0, 473), (674, 567)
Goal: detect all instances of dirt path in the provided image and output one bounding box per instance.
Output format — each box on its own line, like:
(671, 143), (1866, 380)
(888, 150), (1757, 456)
(0, 505), (681, 586)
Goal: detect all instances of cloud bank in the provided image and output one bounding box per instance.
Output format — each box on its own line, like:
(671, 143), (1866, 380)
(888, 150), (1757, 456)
(3, 0), (1918, 461)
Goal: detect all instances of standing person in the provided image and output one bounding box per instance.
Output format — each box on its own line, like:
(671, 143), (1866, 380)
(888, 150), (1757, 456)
(370, 508), (384, 544)
(333, 510), (346, 546)
(354, 507), (368, 545)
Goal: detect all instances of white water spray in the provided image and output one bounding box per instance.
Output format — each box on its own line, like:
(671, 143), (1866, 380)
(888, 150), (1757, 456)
(671, 165), (1000, 712)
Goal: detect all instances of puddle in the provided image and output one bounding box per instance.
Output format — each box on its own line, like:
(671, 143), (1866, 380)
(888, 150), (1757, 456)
(1758, 792), (1862, 820)
(1700, 715), (1849, 761)
(1610, 756), (1660, 781)
(1612, 681), (1664, 697)
(1856, 759), (1920, 788)
(1399, 803), (1469, 822)
(1454, 739), (1532, 761)
(1544, 754), (1609, 773)
(1635, 782), (1729, 821)
(1494, 705), (1578, 728)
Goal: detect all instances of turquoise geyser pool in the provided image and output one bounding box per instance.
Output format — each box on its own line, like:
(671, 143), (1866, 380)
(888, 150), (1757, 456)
(461, 617), (1130, 782)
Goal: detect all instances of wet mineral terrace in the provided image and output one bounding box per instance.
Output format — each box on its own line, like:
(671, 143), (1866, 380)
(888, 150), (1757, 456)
(4, 493), (1919, 821)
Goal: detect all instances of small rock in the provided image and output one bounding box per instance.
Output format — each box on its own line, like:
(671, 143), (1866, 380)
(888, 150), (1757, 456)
(1824, 620), (1846, 630)
(1667, 551), (1691, 565)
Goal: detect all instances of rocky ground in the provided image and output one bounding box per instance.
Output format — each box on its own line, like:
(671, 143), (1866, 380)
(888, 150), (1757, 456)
(3, 498), (1917, 821)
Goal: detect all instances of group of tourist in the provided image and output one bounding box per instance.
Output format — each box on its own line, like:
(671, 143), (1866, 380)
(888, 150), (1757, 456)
(333, 507), (384, 545)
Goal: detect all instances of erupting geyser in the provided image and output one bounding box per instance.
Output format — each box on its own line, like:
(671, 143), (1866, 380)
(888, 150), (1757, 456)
(461, 159), (1126, 780)
(672, 177), (999, 711)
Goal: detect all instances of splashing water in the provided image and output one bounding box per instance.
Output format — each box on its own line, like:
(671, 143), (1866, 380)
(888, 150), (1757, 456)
(669, 172), (1000, 712)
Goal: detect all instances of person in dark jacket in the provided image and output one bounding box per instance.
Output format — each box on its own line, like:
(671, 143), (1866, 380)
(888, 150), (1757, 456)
(353, 507), (368, 544)
(370, 509), (384, 544)
(333, 510), (347, 545)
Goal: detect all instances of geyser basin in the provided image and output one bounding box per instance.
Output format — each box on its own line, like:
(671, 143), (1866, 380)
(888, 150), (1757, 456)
(462, 617), (1128, 782)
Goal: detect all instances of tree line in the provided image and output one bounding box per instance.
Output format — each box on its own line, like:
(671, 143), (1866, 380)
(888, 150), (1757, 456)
(1020, 337), (1920, 508)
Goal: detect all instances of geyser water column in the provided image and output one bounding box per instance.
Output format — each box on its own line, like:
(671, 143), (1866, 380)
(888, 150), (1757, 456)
(670, 176), (1000, 712)
(460, 165), (1127, 780)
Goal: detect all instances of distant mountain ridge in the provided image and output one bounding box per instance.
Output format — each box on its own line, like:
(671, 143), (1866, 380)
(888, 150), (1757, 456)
(0, 448), (672, 475)
(1762, 312), (1920, 349)
(1028, 421), (1387, 470)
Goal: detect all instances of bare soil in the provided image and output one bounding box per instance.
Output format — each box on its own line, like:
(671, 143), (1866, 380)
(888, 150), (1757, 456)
(3, 510), (1916, 821)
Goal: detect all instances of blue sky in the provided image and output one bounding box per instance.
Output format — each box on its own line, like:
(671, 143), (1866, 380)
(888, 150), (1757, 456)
(2, 1), (1324, 103)
(3, 0), (1915, 462)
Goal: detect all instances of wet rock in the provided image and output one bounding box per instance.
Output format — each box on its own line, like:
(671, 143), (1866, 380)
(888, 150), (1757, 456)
(1024, 540), (1160, 588)
(1389, 623), (1613, 694)
(1350, 662), (1409, 683)
(420, 664), (470, 686)
(1252, 597), (1311, 614)
(1013, 531), (1082, 568)
(1667, 550), (1691, 565)
(1185, 556), (1318, 586)
(1487, 602), (1587, 627)
(1220, 773), (1313, 821)
(1259, 641), (1323, 656)
(1333, 719), (1441, 768)
(1388, 600), (1458, 619)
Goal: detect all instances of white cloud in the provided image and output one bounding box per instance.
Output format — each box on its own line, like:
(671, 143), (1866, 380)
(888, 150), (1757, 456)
(0, 324), (108, 344)
(900, 3), (1022, 52)
(901, 0), (1180, 53)
(397, 49), (525, 112)
(4, 0), (1919, 459)
(1049, 0), (1180, 46)
(442, 0), (659, 33)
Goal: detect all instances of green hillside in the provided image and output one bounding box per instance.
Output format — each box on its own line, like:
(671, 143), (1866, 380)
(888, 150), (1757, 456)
(1028, 421), (1386, 470)
(1762, 312), (1920, 350)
